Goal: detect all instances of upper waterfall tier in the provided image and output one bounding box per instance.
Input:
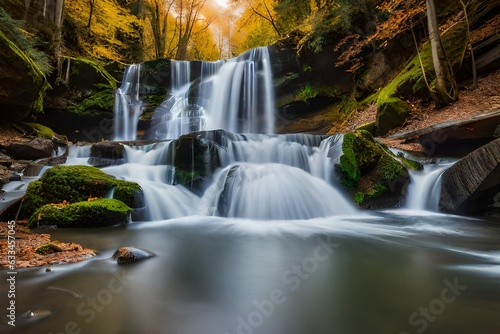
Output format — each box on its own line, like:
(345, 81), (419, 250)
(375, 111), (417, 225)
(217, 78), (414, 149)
(114, 47), (276, 141)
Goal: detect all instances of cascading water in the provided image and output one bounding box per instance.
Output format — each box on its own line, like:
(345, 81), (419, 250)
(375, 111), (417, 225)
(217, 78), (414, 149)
(116, 47), (275, 140)
(203, 162), (357, 220)
(102, 132), (352, 221)
(114, 64), (143, 141)
(404, 160), (455, 211)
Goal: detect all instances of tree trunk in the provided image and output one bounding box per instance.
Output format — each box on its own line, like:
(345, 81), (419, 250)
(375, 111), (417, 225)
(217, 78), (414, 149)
(88, 0), (96, 29)
(53, 0), (65, 80)
(426, 0), (458, 106)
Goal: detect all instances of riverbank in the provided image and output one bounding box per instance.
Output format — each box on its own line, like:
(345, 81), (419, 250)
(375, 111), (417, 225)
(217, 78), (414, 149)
(0, 220), (95, 269)
(338, 71), (500, 151)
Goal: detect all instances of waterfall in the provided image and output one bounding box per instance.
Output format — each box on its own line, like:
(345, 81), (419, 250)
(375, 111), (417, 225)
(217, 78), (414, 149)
(202, 163), (357, 220)
(116, 47), (276, 140)
(405, 163), (452, 211)
(114, 64), (143, 141)
(218, 133), (340, 182)
(205, 47), (275, 135)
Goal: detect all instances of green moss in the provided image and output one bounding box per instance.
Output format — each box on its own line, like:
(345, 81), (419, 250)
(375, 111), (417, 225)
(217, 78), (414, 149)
(297, 83), (318, 101)
(355, 121), (376, 135)
(367, 183), (389, 198)
(396, 152), (424, 170)
(65, 57), (117, 89)
(21, 165), (142, 219)
(376, 96), (409, 135)
(35, 243), (62, 255)
(376, 23), (467, 134)
(28, 198), (131, 228)
(354, 192), (365, 204)
(0, 30), (51, 115)
(21, 180), (46, 218)
(339, 130), (409, 203)
(21, 122), (68, 143)
(339, 133), (361, 189)
(69, 83), (115, 117)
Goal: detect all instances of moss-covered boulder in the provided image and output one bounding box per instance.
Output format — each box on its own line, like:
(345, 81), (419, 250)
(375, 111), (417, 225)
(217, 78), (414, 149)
(355, 121), (377, 136)
(16, 122), (68, 146)
(0, 30), (50, 120)
(28, 198), (131, 228)
(376, 97), (409, 136)
(338, 130), (420, 209)
(21, 165), (143, 220)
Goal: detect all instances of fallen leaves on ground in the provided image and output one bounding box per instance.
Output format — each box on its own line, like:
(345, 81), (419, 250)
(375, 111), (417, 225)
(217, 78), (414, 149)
(0, 221), (96, 269)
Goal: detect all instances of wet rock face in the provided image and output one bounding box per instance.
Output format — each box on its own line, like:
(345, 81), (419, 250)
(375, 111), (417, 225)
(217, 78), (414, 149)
(89, 142), (126, 167)
(113, 247), (155, 264)
(439, 138), (500, 216)
(173, 132), (222, 189)
(7, 138), (53, 160)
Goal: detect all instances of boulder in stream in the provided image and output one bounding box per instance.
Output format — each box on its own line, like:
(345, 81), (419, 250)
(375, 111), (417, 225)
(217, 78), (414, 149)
(439, 138), (500, 216)
(27, 198), (131, 228)
(337, 130), (421, 209)
(113, 247), (155, 265)
(173, 132), (223, 191)
(21, 165), (144, 225)
(89, 141), (126, 167)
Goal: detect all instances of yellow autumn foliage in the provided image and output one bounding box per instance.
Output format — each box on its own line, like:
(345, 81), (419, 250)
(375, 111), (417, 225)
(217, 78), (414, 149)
(65, 0), (142, 62)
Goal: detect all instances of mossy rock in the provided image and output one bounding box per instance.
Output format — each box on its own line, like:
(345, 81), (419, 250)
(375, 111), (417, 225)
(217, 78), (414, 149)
(20, 122), (68, 145)
(0, 30), (50, 120)
(28, 198), (131, 228)
(355, 121), (377, 135)
(35, 243), (62, 255)
(21, 165), (143, 219)
(338, 130), (413, 209)
(376, 97), (409, 136)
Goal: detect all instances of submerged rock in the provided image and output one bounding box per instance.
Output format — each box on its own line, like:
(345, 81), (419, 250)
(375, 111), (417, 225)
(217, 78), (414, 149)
(113, 247), (155, 264)
(439, 138), (500, 216)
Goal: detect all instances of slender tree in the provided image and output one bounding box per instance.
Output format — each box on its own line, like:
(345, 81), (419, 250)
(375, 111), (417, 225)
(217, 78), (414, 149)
(426, 0), (457, 105)
(174, 0), (215, 60)
(145, 0), (175, 58)
(88, 0), (96, 29)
